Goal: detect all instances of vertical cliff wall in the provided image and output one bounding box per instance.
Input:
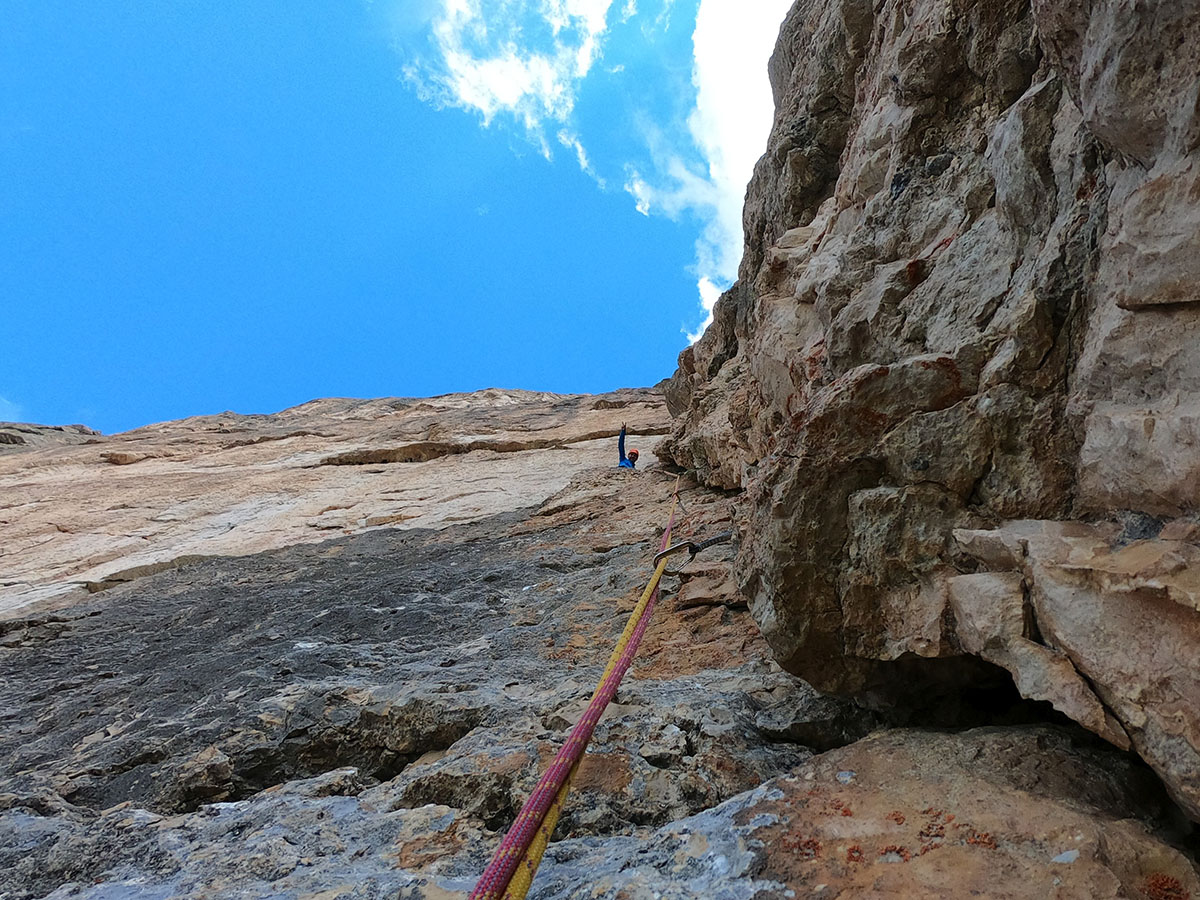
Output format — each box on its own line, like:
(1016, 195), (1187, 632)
(660, 0), (1200, 818)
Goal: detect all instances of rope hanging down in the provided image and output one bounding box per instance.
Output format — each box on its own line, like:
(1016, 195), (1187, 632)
(469, 481), (682, 900)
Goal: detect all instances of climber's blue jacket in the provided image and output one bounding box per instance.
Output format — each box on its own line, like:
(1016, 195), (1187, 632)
(618, 427), (635, 468)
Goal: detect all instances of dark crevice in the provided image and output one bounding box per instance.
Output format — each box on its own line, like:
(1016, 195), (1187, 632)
(837, 647), (1200, 855)
(165, 706), (484, 815)
(318, 429), (671, 467)
(395, 770), (518, 831)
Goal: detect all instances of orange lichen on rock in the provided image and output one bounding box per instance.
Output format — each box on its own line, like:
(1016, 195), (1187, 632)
(886, 810), (906, 826)
(634, 588), (764, 678)
(964, 829), (997, 850)
(845, 844), (864, 864)
(879, 844), (912, 863)
(393, 821), (467, 869)
(823, 797), (853, 817)
(575, 752), (634, 794)
(918, 821), (945, 841)
(781, 834), (823, 860)
(1143, 873), (1190, 900)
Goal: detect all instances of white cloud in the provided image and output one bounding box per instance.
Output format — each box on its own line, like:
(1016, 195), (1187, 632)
(398, 0), (791, 342)
(626, 0), (792, 340)
(558, 129), (604, 185)
(651, 0), (677, 31)
(623, 154), (719, 221)
(686, 276), (724, 342)
(404, 0), (615, 145)
(0, 395), (24, 422)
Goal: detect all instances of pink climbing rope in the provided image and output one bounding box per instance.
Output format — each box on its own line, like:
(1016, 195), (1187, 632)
(469, 498), (679, 900)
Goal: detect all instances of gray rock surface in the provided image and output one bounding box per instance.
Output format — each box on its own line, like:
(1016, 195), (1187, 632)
(0, 456), (877, 899)
(659, 0), (1200, 820)
(0, 388), (668, 617)
(531, 728), (1194, 900)
(7, 389), (1192, 899)
(3, 387), (1196, 898)
(0, 423), (99, 450)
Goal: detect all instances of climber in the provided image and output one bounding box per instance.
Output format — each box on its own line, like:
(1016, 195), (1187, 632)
(618, 423), (638, 469)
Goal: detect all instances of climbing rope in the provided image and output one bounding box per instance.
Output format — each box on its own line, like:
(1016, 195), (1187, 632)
(469, 479), (682, 900)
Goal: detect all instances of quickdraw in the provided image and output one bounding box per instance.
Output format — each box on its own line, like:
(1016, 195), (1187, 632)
(652, 529), (734, 574)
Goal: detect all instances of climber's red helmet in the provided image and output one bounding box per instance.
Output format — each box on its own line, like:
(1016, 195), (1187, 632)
(628, 449), (639, 461)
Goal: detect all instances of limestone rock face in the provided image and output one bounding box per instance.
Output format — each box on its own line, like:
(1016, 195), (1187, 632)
(953, 520), (1200, 819)
(659, 0), (1200, 816)
(0, 390), (886, 898)
(0, 388), (668, 618)
(3, 387), (1196, 897)
(533, 728), (1195, 900)
(0, 422), (99, 449)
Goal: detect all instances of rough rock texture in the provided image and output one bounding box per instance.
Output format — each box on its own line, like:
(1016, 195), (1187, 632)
(8, 726), (1189, 899)
(5, 389), (1193, 898)
(660, 0), (1200, 820)
(0, 496), (821, 826)
(0, 388), (667, 617)
(0, 398), (880, 899)
(0, 423), (99, 450)
(9, 0), (1200, 890)
(532, 728), (1195, 900)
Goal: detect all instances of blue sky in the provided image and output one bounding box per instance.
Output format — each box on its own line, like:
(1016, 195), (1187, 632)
(1, 0), (790, 433)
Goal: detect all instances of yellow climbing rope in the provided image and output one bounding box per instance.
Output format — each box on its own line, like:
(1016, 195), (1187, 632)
(503, 552), (675, 900)
(470, 481), (680, 900)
